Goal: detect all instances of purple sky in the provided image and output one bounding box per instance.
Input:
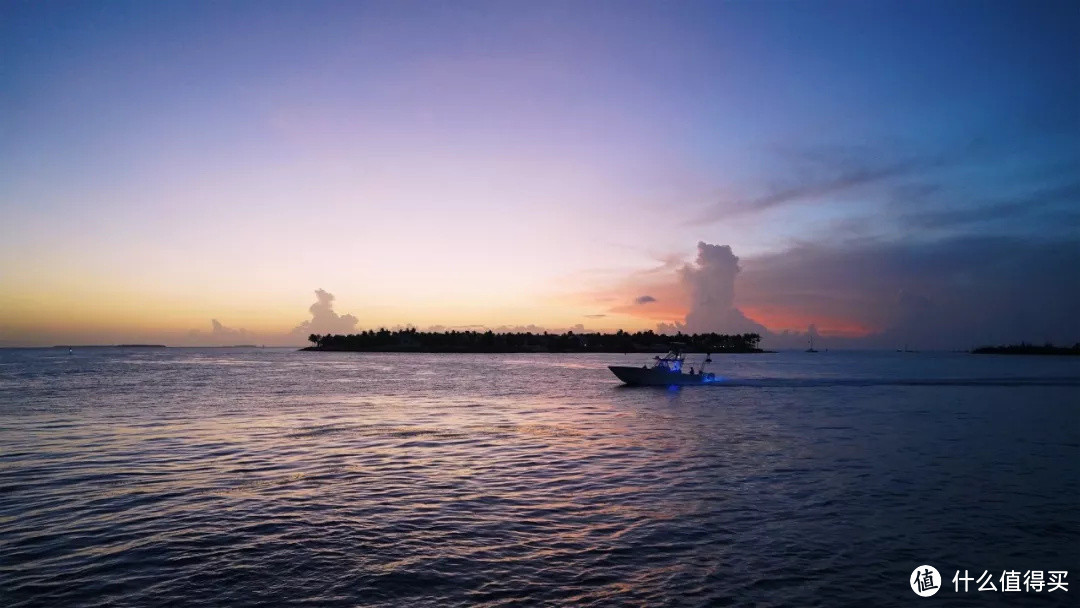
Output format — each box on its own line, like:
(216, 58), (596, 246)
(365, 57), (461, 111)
(1, 1), (1077, 347)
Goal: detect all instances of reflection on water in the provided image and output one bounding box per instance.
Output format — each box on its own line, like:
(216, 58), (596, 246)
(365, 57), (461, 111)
(1, 349), (1078, 607)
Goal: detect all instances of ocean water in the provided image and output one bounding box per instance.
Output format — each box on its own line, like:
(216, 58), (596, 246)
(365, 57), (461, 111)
(1, 348), (1077, 607)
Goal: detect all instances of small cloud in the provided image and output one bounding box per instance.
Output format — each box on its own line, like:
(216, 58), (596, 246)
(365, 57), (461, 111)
(634, 295), (657, 305)
(211, 319), (249, 339)
(657, 321), (686, 334)
(639, 252), (687, 275)
(585, 314), (607, 318)
(492, 324), (549, 333)
(292, 289), (359, 336)
(186, 319), (255, 346)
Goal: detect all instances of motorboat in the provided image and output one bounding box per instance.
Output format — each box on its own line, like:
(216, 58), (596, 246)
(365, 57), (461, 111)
(608, 346), (717, 386)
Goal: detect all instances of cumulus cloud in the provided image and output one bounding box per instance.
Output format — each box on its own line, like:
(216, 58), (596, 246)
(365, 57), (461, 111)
(677, 242), (768, 335)
(634, 295), (657, 304)
(292, 289), (359, 336)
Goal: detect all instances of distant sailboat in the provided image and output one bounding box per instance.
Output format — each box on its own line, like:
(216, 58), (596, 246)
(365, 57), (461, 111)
(806, 335), (818, 353)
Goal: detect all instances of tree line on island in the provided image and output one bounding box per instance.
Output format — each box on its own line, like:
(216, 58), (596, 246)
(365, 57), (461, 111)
(305, 329), (764, 353)
(972, 342), (1080, 355)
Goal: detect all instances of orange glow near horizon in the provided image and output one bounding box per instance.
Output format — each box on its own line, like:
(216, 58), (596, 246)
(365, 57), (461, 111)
(0, 270), (881, 346)
(739, 306), (876, 338)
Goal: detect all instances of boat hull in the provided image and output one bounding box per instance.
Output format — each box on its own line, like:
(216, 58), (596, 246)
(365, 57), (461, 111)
(608, 366), (714, 386)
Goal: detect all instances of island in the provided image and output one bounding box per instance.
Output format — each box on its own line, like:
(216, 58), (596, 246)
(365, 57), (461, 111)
(303, 329), (765, 353)
(972, 343), (1080, 356)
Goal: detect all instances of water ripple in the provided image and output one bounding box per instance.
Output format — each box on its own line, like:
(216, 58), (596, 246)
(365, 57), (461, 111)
(1, 349), (1078, 607)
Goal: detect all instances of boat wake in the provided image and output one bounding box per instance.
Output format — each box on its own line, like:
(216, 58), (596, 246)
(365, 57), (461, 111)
(699, 376), (1080, 388)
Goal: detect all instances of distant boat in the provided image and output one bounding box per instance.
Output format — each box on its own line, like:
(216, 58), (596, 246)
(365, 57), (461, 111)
(609, 345), (717, 386)
(806, 335), (818, 353)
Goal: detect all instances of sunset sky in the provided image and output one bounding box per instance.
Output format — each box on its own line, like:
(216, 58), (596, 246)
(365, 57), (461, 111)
(2, 1), (1078, 348)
